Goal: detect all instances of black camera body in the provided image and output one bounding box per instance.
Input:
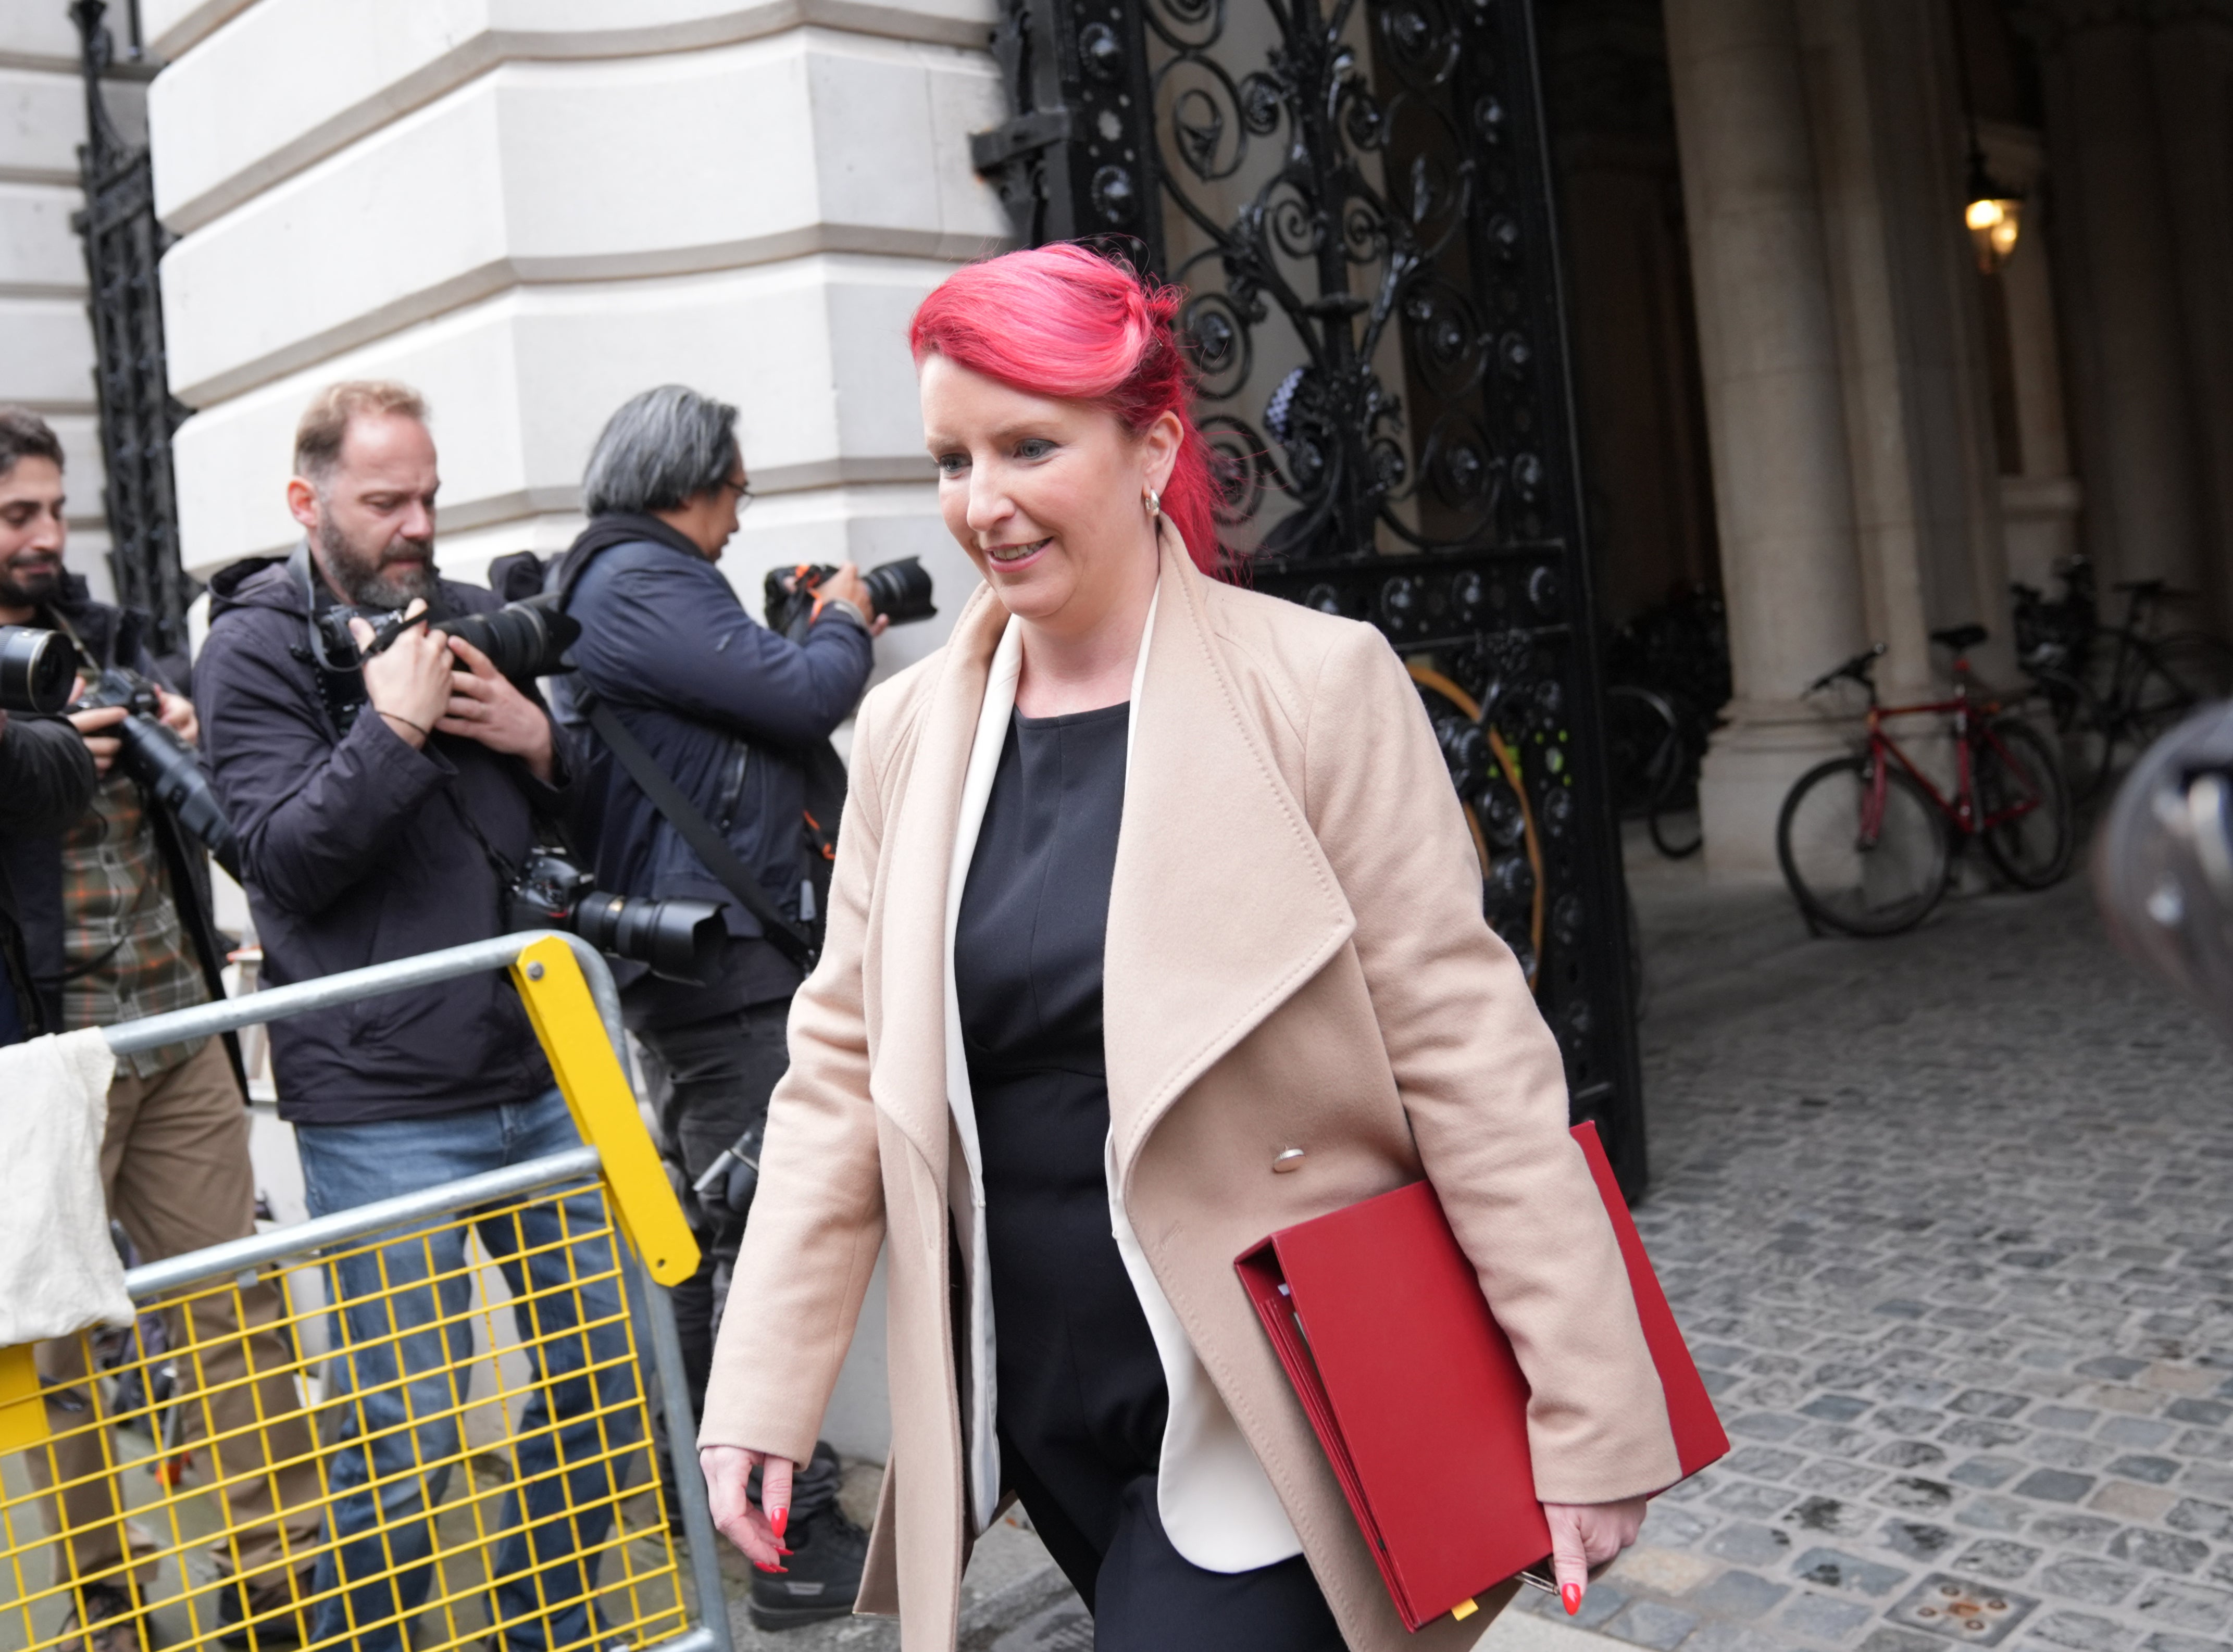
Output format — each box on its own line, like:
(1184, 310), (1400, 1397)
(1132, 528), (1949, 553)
(763, 558), (937, 642)
(70, 667), (242, 879)
(0, 624), (77, 714)
(314, 595), (582, 685)
(505, 847), (724, 985)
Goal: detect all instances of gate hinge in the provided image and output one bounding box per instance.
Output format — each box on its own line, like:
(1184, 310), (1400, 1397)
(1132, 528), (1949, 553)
(970, 107), (1074, 174)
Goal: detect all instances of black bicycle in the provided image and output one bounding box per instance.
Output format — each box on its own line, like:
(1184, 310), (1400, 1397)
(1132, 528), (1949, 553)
(1604, 685), (1705, 858)
(2014, 560), (2233, 801)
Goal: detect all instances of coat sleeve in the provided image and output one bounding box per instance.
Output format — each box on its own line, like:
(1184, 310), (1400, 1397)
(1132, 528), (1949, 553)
(194, 618), (456, 919)
(1300, 621), (1682, 1507)
(573, 561), (875, 749)
(697, 686), (892, 1464)
(0, 716), (95, 837)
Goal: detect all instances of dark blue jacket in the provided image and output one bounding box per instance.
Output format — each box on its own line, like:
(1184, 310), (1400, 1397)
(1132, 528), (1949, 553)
(196, 553), (571, 1124)
(546, 517), (874, 1027)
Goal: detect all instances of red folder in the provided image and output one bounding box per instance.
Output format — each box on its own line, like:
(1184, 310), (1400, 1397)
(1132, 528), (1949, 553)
(1233, 1122), (1728, 1632)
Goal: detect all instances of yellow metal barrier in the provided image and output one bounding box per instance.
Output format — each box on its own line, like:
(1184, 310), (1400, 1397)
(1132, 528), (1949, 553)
(0, 936), (727, 1652)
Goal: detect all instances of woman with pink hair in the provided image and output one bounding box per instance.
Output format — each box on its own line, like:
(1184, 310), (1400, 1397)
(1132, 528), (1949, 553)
(696, 244), (1675, 1650)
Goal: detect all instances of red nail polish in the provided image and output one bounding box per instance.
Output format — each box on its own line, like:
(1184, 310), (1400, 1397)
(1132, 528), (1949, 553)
(1563, 1583), (1583, 1616)
(770, 1508), (789, 1538)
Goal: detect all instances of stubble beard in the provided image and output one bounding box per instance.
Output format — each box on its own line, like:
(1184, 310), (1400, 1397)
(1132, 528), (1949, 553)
(317, 513), (437, 611)
(0, 548), (63, 612)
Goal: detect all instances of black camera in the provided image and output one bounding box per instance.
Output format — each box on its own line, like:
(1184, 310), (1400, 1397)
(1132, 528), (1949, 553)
(316, 595), (582, 684)
(0, 624), (77, 714)
(70, 668), (242, 879)
(763, 558), (937, 642)
(505, 848), (724, 985)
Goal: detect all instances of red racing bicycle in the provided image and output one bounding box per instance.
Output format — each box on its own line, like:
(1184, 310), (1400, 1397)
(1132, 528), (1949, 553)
(1776, 625), (2074, 937)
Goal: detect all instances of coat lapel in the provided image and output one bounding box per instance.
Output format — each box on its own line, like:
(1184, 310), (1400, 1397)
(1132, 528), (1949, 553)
(1103, 526), (1357, 1176)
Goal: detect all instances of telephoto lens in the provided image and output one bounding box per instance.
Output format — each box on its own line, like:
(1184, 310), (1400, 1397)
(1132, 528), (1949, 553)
(506, 848), (725, 983)
(70, 668), (243, 879)
(438, 598), (580, 681)
(0, 624), (77, 714)
(859, 556), (938, 627)
(569, 889), (725, 986)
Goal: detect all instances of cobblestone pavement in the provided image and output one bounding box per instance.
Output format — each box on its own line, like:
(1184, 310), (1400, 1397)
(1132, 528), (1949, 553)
(1503, 870), (2233, 1652)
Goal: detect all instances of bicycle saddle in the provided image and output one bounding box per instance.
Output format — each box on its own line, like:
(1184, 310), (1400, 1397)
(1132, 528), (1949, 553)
(1931, 623), (1989, 654)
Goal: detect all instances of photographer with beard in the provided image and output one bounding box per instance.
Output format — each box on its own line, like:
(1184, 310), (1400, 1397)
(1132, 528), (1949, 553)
(0, 406), (323, 1652)
(196, 382), (634, 1652)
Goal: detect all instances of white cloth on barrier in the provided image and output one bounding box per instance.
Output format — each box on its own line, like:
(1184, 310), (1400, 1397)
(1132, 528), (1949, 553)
(0, 1029), (133, 1344)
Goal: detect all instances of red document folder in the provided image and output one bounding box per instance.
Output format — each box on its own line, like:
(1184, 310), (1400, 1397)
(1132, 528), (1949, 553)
(1233, 1122), (1728, 1632)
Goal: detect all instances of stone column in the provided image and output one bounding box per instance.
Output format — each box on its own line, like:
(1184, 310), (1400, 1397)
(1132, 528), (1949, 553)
(2044, 2), (2204, 597)
(1665, 0), (1870, 882)
(2147, 8), (2233, 633)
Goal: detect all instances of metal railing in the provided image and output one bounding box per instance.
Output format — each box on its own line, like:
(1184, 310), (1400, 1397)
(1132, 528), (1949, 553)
(0, 934), (733, 1652)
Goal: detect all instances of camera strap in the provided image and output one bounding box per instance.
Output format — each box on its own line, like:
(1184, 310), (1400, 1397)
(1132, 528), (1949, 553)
(576, 691), (818, 971)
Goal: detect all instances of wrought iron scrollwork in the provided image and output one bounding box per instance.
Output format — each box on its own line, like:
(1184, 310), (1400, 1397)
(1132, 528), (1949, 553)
(70, 0), (192, 659)
(973, 0), (1645, 1191)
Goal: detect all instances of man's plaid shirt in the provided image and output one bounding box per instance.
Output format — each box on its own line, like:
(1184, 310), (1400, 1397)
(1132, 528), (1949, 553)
(59, 771), (209, 1077)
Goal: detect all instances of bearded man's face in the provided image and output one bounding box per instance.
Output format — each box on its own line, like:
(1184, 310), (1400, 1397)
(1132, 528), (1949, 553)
(0, 455), (68, 616)
(304, 413), (440, 610)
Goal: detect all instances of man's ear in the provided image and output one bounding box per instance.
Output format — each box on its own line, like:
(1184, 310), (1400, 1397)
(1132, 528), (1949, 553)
(286, 475), (320, 533)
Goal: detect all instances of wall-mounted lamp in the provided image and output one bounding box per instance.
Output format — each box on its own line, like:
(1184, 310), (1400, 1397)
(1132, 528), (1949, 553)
(1965, 183), (2022, 273)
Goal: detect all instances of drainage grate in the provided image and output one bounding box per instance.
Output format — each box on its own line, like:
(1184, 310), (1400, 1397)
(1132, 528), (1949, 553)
(1887, 1574), (2039, 1645)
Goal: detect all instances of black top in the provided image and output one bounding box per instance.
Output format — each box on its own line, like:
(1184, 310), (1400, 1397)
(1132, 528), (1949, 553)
(954, 702), (1170, 1529)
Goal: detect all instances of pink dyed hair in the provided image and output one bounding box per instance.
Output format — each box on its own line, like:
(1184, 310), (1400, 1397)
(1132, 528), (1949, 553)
(908, 243), (1224, 576)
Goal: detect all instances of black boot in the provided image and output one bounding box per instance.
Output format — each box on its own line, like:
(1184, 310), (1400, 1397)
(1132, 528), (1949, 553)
(746, 1443), (867, 1631)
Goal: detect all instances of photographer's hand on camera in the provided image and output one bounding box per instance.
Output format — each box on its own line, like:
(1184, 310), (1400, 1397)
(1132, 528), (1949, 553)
(439, 634), (555, 783)
(65, 700), (126, 777)
(815, 563), (890, 637)
(348, 602), (452, 750)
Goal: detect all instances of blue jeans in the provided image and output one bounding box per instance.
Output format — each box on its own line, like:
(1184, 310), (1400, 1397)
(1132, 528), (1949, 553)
(295, 1090), (642, 1652)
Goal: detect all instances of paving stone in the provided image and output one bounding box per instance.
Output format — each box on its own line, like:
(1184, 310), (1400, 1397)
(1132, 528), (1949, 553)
(2029, 1516), (2124, 1552)
(2111, 1459), (2186, 1487)
(1878, 1480), (1960, 1513)
(2037, 1558), (2146, 1606)
(1858, 1630), (1947, 1652)
(2104, 1421), (2181, 1449)
(1808, 1396), (1876, 1423)
(1961, 1394), (2039, 1421)
(1791, 1548), (1913, 1597)
(2132, 1584), (2233, 1634)
(1882, 1522), (1960, 1560)
(1679, 1623), (1785, 1652)
(1608, 1599), (1703, 1650)
(2108, 1531), (2212, 1577)
(1960, 1542), (2049, 1581)
(2022, 1472), (2103, 1504)
(1569, 1583), (1633, 1629)
(1881, 1443), (1955, 1469)
(2168, 1404), (2233, 1429)
(1961, 1459), (2034, 1490)
(1727, 1446), (1809, 1481)
(2026, 1610), (2134, 1651)
(2092, 1483), (2178, 1522)
(1709, 1524), (1798, 1567)
(1715, 1482), (1802, 1520)
(2138, 1636), (2233, 1652)
(1692, 1570), (1792, 1616)
(1732, 1415), (1810, 1443)
(1955, 1422), (2040, 1450)
(1645, 1504), (1718, 1549)
(2039, 1411), (2107, 1434)
(1782, 1592), (1875, 1640)
(1958, 1497), (2036, 1534)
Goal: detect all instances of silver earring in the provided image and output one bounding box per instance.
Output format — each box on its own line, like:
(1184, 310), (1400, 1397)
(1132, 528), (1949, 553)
(1145, 488), (1162, 519)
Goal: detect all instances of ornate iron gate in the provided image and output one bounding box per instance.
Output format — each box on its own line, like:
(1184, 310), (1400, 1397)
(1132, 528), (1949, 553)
(70, 0), (193, 661)
(974, 0), (1648, 1191)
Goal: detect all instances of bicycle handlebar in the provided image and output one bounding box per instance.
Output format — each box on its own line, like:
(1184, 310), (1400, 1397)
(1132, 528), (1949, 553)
(1807, 642), (1888, 694)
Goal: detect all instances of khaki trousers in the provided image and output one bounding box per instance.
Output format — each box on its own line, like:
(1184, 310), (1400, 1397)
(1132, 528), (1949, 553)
(29, 1038), (323, 1600)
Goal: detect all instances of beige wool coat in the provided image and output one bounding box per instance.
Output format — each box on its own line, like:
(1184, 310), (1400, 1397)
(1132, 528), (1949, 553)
(699, 525), (1684, 1652)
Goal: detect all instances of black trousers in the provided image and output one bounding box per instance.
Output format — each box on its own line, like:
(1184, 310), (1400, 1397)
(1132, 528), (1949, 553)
(979, 1067), (1344, 1651)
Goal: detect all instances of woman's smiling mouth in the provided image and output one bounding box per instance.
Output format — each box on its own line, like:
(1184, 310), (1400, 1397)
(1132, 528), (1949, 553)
(985, 537), (1050, 566)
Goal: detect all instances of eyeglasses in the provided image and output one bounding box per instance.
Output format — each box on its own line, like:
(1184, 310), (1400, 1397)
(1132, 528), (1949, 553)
(717, 475), (754, 514)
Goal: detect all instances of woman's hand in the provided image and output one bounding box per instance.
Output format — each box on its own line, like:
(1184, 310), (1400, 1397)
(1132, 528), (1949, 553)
(1545, 1496), (1648, 1613)
(701, 1445), (797, 1572)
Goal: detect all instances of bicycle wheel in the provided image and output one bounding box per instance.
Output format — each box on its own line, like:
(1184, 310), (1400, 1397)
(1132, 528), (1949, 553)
(2127, 640), (2208, 745)
(2029, 666), (2111, 802)
(1976, 717), (2074, 888)
(1604, 686), (1682, 821)
(1777, 756), (1951, 936)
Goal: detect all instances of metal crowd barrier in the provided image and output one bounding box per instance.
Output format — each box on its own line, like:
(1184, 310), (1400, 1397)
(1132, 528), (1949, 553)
(0, 934), (734, 1652)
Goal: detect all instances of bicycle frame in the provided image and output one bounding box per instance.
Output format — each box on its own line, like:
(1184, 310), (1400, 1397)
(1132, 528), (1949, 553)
(1858, 660), (2044, 843)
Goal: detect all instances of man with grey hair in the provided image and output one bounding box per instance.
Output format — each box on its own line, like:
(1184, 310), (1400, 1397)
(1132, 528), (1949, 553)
(546, 384), (876, 1628)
